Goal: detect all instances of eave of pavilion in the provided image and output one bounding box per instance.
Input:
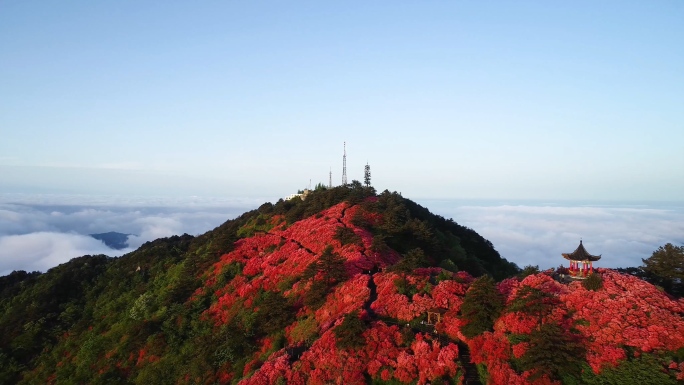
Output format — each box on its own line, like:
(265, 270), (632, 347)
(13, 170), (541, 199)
(562, 240), (601, 262)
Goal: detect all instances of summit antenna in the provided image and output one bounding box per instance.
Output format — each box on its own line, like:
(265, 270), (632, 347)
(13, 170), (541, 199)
(342, 142), (347, 185)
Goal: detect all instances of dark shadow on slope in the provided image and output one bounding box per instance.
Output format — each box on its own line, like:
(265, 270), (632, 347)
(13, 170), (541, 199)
(458, 341), (483, 385)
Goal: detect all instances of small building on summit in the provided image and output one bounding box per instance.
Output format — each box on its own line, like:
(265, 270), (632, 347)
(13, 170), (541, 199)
(562, 240), (601, 278)
(285, 189), (310, 201)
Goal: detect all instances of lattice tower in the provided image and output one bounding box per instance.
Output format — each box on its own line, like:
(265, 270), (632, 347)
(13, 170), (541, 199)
(342, 142), (347, 185)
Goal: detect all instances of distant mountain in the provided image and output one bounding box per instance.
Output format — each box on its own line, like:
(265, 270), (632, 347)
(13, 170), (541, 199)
(1, 185), (682, 384)
(90, 231), (132, 249)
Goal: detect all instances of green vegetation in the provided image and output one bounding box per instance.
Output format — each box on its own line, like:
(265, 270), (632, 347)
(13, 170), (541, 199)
(642, 243), (684, 297)
(580, 354), (677, 385)
(303, 245), (348, 285)
(517, 322), (585, 382)
(582, 273), (604, 291)
(236, 213), (282, 238)
(459, 276), (504, 338)
(389, 248), (428, 274)
(507, 286), (560, 327)
(334, 226), (362, 246)
(518, 265), (540, 279)
(0, 186), (521, 383)
(333, 311), (366, 349)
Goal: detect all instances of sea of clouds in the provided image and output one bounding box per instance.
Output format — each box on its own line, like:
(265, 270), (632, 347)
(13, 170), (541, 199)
(421, 199), (684, 270)
(1, 194), (682, 275)
(0, 194), (264, 275)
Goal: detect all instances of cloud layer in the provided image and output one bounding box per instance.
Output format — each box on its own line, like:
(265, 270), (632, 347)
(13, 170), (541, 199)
(423, 200), (684, 269)
(0, 194), (260, 275)
(2, 194), (682, 275)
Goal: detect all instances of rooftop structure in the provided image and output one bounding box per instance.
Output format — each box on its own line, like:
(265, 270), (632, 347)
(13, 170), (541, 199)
(562, 240), (601, 278)
(285, 189), (310, 201)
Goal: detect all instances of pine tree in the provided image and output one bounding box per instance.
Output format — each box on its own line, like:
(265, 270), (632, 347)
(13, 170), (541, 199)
(364, 163), (371, 187)
(303, 245), (348, 285)
(459, 275), (504, 338)
(518, 322), (585, 381)
(507, 285), (559, 328)
(642, 243), (684, 296)
(333, 311), (366, 349)
(389, 248), (428, 274)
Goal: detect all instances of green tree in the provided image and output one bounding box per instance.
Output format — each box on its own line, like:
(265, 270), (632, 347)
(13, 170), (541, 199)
(507, 285), (559, 328)
(582, 273), (603, 291)
(389, 248), (428, 274)
(580, 353), (676, 385)
(364, 163), (371, 187)
(333, 311), (366, 349)
(642, 243), (684, 296)
(257, 291), (294, 335)
(459, 276), (504, 338)
(518, 265), (540, 279)
(334, 226), (362, 246)
(517, 322), (585, 382)
(303, 245), (349, 309)
(303, 245), (348, 285)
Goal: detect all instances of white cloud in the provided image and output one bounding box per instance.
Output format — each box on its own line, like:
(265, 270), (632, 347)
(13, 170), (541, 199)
(0, 232), (120, 274)
(422, 201), (684, 269)
(2, 194), (682, 276)
(0, 194), (260, 275)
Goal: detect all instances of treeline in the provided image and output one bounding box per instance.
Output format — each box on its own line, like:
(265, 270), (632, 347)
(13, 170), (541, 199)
(616, 242), (684, 297)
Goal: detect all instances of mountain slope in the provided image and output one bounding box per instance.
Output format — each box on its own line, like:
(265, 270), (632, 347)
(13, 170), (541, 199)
(90, 232), (133, 250)
(2, 186), (682, 384)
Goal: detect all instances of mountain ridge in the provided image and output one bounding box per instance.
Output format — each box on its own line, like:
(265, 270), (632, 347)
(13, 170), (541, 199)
(90, 231), (133, 250)
(1, 185), (682, 384)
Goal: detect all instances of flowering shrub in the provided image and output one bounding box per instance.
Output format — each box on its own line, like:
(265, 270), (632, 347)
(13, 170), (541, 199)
(467, 270), (684, 384)
(243, 320), (462, 385)
(194, 199), (684, 385)
(315, 274), (369, 331)
(562, 269), (684, 372)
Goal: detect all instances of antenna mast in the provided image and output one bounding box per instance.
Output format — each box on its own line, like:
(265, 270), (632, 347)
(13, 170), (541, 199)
(342, 142), (347, 185)
(329, 167), (332, 189)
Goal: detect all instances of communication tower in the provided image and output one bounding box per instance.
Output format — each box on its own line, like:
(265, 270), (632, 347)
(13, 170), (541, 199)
(342, 142), (348, 185)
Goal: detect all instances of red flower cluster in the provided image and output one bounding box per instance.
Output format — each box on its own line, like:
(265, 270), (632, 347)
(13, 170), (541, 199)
(371, 272), (471, 323)
(468, 269), (684, 383)
(315, 274), (370, 331)
(242, 322), (461, 385)
(562, 269), (684, 372)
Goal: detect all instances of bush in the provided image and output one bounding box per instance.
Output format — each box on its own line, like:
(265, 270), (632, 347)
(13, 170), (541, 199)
(289, 316), (318, 345)
(333, 311), (366, 349)
(334, 226), (362, 246)
(580, 353), (676, 384)
(583, 273), (603, 291)
(518, 265), (540, 279)
(303, 280), (329, 310)
(517, 322), (585, 381)
(394, 276), (418, 297)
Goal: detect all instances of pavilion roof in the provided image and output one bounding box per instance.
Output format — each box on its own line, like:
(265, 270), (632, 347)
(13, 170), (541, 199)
(562, 240), (601, 262)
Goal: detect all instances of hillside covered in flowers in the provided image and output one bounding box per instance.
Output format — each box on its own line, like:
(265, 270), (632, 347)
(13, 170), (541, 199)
(1, 184), (682, 384)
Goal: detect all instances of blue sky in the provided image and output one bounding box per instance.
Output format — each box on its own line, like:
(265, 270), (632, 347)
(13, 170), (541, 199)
(1, 1), (683, 201)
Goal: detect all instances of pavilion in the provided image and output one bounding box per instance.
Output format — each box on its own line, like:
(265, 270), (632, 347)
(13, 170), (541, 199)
(562, 240), (601, 278)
